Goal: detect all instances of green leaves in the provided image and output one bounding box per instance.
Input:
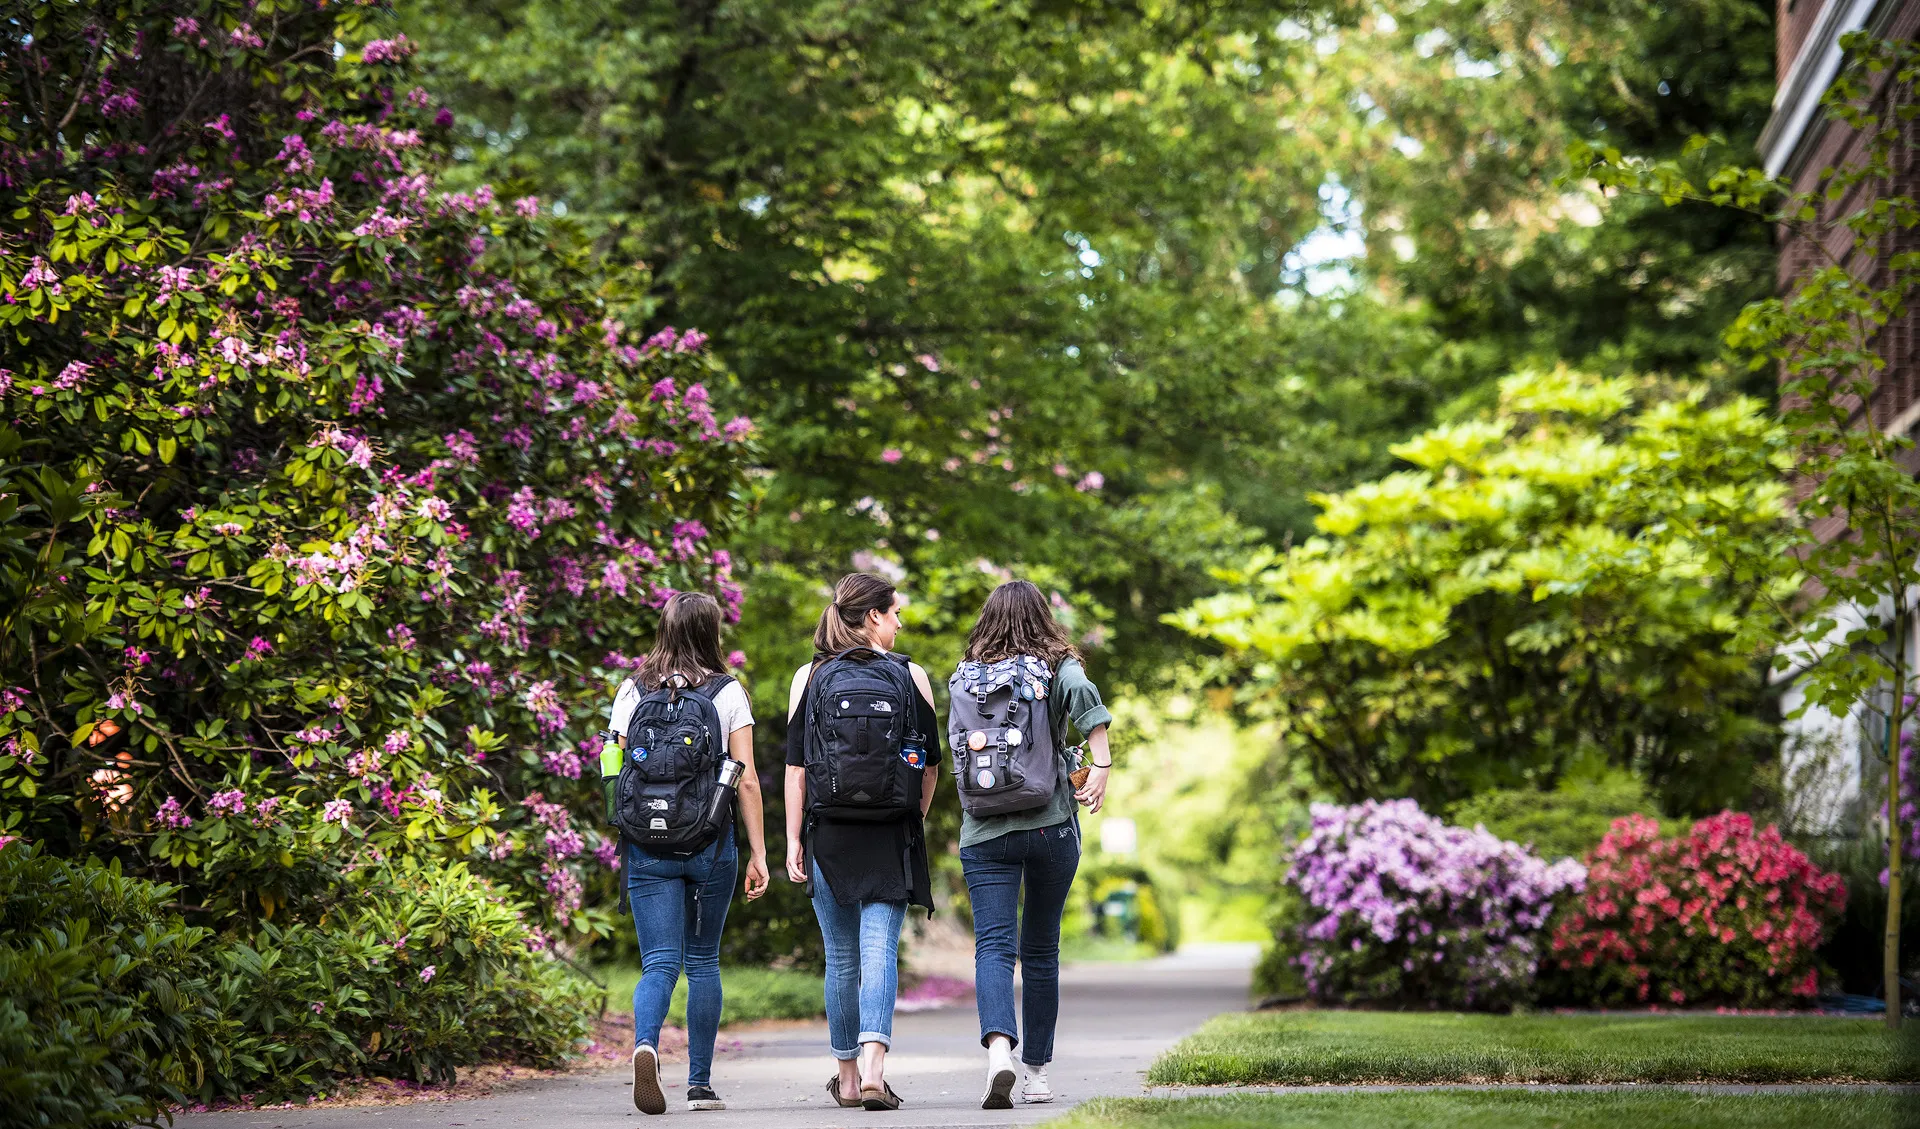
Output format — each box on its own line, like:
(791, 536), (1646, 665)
(1177, 369), (1795, 811)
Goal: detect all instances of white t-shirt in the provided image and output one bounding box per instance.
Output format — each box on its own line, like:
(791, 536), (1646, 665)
(609, 675), (754, 738)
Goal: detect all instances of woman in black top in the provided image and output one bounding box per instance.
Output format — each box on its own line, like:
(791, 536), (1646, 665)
(784, 573), (940, 1110)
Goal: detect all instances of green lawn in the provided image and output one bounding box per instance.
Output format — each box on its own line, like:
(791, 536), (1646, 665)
(1148, 1010), (1918, 1085)
(597, 965), (822, 1028)
(1054, 1092), (1908, 1129)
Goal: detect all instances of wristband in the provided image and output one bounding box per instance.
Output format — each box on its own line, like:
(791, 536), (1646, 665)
(1092, 760), (1112, 769)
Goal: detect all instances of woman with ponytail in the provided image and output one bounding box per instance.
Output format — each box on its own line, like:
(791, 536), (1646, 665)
(784, 573), (941, 1111)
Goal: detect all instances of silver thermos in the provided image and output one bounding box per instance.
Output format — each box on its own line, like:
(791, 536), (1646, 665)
(703, 757), (744, 829)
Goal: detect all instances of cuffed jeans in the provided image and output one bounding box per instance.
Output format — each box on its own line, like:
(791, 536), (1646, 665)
(960, 820), (1081, 1067)
(810, 861), (907, 1059)
(627, 835), (737, 1086)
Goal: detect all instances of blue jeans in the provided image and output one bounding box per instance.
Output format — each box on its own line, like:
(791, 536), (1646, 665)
(810, 861), (907, 1059)
(627, 836), (737, 1086)
(960, 821), (1081, 1066)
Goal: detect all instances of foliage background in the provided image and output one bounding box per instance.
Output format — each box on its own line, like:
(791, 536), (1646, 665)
(5, 0), (1909, 1113)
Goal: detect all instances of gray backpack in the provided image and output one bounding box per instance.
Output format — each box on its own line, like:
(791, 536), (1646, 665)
(947, 656), (1061, 817)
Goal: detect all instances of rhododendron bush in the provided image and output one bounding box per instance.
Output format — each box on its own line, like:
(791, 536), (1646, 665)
(1286, 800), (1586, 1009)
(0, 0), (751, 977)
(1551, 813), (1848, 1007)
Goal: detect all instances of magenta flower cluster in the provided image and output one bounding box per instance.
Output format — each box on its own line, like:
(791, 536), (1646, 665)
(1288, 799), (1586, 1009)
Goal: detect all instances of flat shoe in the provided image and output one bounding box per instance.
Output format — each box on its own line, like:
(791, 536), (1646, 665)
(827, 1076), (863, 1108)
(631, 1045), (665, 1115)
(860, 1081), (903, 1111)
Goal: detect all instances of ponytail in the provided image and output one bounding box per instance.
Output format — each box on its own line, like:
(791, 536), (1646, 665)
(814, 573), (897, 654)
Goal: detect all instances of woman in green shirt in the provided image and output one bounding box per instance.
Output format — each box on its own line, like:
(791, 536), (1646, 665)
(955, 580), (1113, 1108)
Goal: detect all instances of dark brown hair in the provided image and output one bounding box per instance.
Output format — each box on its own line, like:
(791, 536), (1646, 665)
(641, 591), (729, 690)
(963, 580), (1081, 665)
(814, 573), (897, 654)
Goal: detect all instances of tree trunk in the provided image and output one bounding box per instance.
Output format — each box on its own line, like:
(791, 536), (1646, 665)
(1888, 624), (1908, 1030)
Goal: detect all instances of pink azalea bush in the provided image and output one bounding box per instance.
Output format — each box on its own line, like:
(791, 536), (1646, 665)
(1287, 799), (1586, 1009)
(1550, 812), (1847, 1007)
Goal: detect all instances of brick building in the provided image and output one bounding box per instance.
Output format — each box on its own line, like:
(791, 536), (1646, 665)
(1762, 0), (1920, 833)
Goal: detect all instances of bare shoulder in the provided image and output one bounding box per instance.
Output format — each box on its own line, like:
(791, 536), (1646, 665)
(906, 661), (936, 702)
(787, 661), (813, 719)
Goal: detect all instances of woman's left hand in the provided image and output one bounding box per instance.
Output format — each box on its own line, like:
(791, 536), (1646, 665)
(743, 854), (770, 901)
(1074, 765), (1110, 814)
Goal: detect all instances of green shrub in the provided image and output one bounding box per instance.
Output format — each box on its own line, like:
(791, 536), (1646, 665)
(599, 965), (824, 1027)
(0, 848), (597, 1122)
(1075, 862), (1180, 953)
(1446, 773), (1685, 862)
(1249, 887), (1308, 1000)
(1806, 838), (1920, 995)
(0, 845), (209, 1127)
(186, 856), (597, 1098)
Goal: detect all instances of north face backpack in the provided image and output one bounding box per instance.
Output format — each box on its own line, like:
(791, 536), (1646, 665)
(804, 648), (926, 822)
(947, 655), (1061, 817)
(613, 675), (733, 856)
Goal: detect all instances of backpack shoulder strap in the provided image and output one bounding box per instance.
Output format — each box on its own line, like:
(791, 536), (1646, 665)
(690, 674), (735, 702)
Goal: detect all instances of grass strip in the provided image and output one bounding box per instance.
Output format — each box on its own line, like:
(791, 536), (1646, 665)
(1053, 1092), (1910, 1129)
(597, 965), (822, 1027)
(1147, 1010), (1920, 1085)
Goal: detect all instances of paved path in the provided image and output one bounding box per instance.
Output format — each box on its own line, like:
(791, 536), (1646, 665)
(176, 944), (1257, 1129)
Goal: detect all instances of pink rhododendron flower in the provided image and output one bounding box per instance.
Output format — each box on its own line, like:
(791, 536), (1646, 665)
(153, 795), (193, 829)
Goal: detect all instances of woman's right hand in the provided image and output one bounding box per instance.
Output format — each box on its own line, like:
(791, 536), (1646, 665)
(785, 839), (807, 884)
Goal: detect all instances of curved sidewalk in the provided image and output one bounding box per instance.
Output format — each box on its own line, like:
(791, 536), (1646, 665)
(174, 943), (1259, 1129)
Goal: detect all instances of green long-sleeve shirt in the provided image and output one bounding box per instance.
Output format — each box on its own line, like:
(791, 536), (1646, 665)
(957, 657), (1112, 849)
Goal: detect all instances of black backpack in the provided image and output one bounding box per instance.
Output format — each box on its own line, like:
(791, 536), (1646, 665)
(613, 675), (733, 856)
(804, 648), (925, 822)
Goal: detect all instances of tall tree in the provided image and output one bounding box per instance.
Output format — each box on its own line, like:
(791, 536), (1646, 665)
(405, 0), (1457, 690)
(1302, 0), (1778, 402)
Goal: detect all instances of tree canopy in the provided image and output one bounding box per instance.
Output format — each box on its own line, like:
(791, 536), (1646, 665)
(1176, 369), (1796, 813)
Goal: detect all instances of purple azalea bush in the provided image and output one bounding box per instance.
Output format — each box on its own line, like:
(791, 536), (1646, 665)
(1289, 799), (1586, 1009)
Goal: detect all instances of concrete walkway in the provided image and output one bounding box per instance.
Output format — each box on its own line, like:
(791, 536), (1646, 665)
(175, 944), (1258, 1129)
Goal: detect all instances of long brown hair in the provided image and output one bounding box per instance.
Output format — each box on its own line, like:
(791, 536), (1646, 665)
(814, 573), (896, 654)
(963, 580), (1081, 665)
(641, 591), (729, 689)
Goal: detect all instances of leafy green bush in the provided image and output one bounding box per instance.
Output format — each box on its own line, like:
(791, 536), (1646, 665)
(0, 847), (596, 1123)
(1806, 838), (1920, 995)
(599, 965), (824, 1028)
(1075, 862), (1180, 953)
(1447, 773), (1686, 862)
(1176, 370), (1791, 814)
(188, 857), (597, 1096)
(1249, 886), (1309, 1000)
(0, 845), (208, 1128)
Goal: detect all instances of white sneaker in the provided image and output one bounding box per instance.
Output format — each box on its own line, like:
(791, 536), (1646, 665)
(1021, 1067), (1054, 1104)
(982, 1038), (1017, 1109)
(631, 1044), (665, 1115)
